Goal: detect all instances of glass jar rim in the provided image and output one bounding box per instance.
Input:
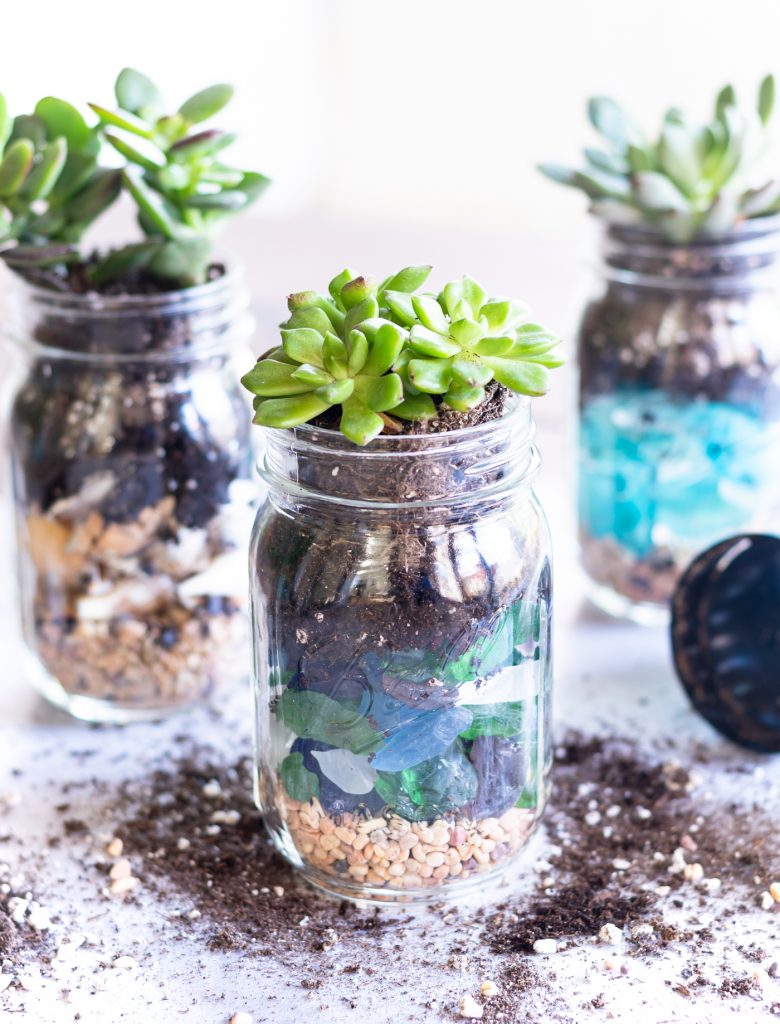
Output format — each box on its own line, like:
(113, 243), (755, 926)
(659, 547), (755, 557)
(595, 212), (780, 248)
(258, 393), (541, 510)
(6, 261), (252, 362)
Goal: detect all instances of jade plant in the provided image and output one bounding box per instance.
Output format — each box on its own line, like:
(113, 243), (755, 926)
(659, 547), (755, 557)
(241, 266), (562, 445)
(540, 75), (780, 238)
(0, 69), (268, 288)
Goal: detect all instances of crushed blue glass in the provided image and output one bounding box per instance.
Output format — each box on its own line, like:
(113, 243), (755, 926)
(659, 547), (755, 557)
(580, 390), (775, 557)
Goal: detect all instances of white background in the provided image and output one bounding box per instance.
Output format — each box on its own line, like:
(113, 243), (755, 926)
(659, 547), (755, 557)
(4, 0), (780, 240)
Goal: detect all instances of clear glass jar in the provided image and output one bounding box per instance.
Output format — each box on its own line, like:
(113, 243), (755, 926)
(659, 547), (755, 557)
(250, 398), (552, 903)
(578, 218), (780, 623)
(7, 272), (256, 721)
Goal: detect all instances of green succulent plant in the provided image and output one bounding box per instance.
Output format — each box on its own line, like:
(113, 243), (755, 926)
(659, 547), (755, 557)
(89, 68), (269, 285)
(241, 266), (562, 445)
(387, 276), (562, 411)
(0, 70), (268, 288)
(0, 94), (119, 271)
(540, 75), (780, 238)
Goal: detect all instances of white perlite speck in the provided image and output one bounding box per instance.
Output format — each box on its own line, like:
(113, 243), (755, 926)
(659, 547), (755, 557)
(229, 1014), (253, 1024)
(532, 938), (558, 954)
(111, 955), (138, 970)
(458, 994), (483, 1019)
(480, 980), (499, 998)
(598, 923), (623, 946)
(202, 780), (222, 799)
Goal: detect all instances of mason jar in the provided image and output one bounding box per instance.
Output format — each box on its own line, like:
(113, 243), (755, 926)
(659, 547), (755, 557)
(578, 218), (780, 623)
(250, 397), (552, 902)
(7, 271), (256, 721)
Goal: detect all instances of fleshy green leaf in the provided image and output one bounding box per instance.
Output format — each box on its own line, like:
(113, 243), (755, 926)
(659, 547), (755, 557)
(347, 330), (369, 375)
(409, 325), (461, 358)
(87, 103), (154, 139)
(105, 131), (166, 172)
(179, 84), (234, 124)
(634, 171), (689, 213)
(759, 74), (775, 126)
(170, 130), (237, 162)
(344, 295), (379, 335)
(122, 170), (178, 238)
(362, 322), (405, 376)
(408, 357), (453, 393)
(254, 393), (332, 428)
(383, 289), (417, 326)
(34, 97), (91, 149)
(461, 276), (487, 317)
(480, 299), (510, 332)
(390, 394), (437, 421)
(88, 241), (158, 285)
(450, 357), (493, 388)
(328, 268), (357, 305)
(353, 372), (403, 412)
(484, 357), (550, 396)
(474, 335), (514, 357)
(444, 384), (486, 411)
(115, 68), (164, 117)
(450, 318), (485, 348)
(0, 94), (10, 152)
(341, 275), (377, 311)
(241, 359), (314, 396)
(339, 396), (386, 446)
(148, 237), (211, 284)
(65, 169), (122, 230)
(316, 378), (354, 404)
(0, 139), (34, 197)
(412, 294), (449, 333)
(322, 332), (348, 377)
(21, 137), (67, 200)
(379, 264), (431, 294)
(281, 328), (326, 368)
(290, 363), (332, 387)
(588, 96), (644, 149)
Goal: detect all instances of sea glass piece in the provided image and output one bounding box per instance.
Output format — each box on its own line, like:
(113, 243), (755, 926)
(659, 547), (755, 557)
(311, 748), (378, 794)
(466, 734), (526, 818)
(671, 533), (780, 752)
(374, 740), (478, 821)
(290, 738), (384, 814)
(371, 705), (474, 772)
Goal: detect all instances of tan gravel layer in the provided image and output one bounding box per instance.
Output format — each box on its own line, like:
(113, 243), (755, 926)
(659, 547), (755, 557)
(285, 797), (536, 891)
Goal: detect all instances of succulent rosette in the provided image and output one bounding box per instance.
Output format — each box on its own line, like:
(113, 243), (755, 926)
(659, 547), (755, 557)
(541, 75), (780, 238)
(242, 265), (562, 445)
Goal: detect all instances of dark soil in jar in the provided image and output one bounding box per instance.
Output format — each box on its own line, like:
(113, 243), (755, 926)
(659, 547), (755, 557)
(9, 263), (253, 708)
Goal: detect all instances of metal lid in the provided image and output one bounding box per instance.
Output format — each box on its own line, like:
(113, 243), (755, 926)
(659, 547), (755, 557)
(670, 533), (780, 753)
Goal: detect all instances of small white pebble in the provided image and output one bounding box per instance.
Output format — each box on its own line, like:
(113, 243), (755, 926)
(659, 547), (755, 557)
(458, 994), (483, 1019)
(701, 877), (721, 894)
(210, 810), (241, 826)
(761, 891), (775, 911)
(655, 885), (671, 896)
(111, 956), (138, 970)
(109, 858), (132, 881)
(27, 905), (51, 932)
(176, 837), (191, 851)
(106, 838), (123, 858)
(683, 863), (704, 883)
(584, 810), (601, 827)
(635, 807), (652, 820)
(202, 780), (222, 799)
(188, 909), (201, 920)
(605, 804), (621, 819)
(480, 980), (498, 998)
(769, 882), (780, 903)
(273, 886), (285, 897)
(532, 938), (558, 955)
(229, 1014), (253, 1024)
(612, 858), (631, 872)
(109, 876), (139, 896)
(598, 923), (623, 946)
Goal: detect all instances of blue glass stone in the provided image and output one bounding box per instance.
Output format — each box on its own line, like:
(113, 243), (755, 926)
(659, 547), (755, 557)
(466, 735), (525, 819)
(580, 391), (770, 557)
(671, 533), (780, 752)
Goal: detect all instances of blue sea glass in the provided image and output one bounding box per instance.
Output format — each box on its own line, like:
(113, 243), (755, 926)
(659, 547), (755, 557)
(580, 390), (770, 558)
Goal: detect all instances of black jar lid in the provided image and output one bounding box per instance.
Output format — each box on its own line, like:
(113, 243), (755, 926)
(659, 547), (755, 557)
(670, 533), (780, 753)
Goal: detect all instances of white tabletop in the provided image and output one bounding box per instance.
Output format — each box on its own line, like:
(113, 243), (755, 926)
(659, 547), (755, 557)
(1, 216), (778, 1024)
